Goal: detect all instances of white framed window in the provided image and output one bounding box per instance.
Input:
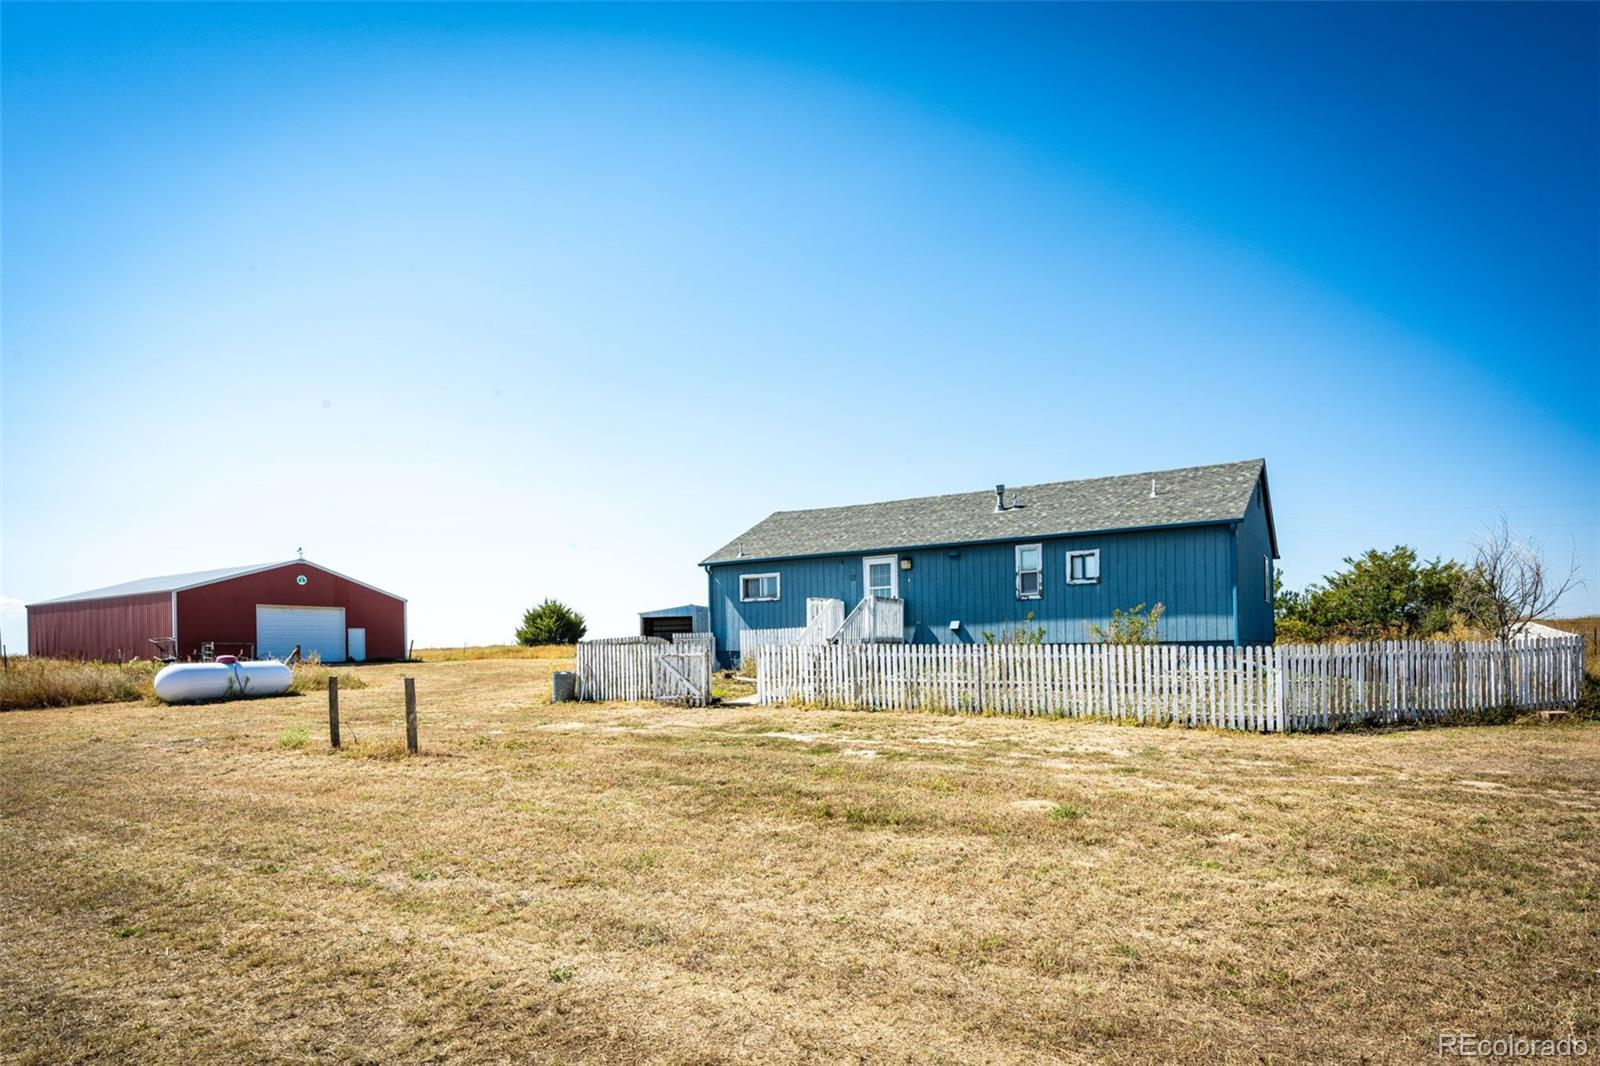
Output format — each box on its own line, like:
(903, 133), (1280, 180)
(739, 573), (780, 602)
(1264, 556), (1272, 603)
(1015, 543), (1043, 599)
(862, 555), (898, 599)
(1067, 549), (1100, 585)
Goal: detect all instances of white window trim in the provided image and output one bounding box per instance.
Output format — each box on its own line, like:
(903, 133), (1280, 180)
(1015, 543), (1043, 600)
(739, 572), (781, 602)
(862, 554), (899, 599)
(1066, 549), (1101, 585)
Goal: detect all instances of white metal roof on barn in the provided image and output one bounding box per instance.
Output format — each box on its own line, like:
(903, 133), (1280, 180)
(30, 560), (406, 605)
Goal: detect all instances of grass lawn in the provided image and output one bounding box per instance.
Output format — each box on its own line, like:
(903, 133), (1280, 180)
(2, 655), (1596, 1063)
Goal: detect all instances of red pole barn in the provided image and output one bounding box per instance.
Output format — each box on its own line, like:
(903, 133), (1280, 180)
(26, 560), (406, 663)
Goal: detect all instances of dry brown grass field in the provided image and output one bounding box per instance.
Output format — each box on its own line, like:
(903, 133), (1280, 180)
(2, 654), (1597, 1063)
(412, 644), (576, 662)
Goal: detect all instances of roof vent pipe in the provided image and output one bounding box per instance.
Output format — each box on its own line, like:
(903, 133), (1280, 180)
(1150, 478), (1158, 499)
(994, 484), (1006, 513)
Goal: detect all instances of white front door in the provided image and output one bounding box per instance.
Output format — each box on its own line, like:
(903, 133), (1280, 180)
(862, 555), (898, 599)
(256, 605), (347, 662)
(347, 628), (366, 662)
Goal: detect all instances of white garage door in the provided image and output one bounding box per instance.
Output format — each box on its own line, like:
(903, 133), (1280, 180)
(256, 605), (347, 662)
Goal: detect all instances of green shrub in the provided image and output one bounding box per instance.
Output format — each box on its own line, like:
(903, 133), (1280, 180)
(1277, 547), (1473, 642)
(980, 612), (1047, 646)
(1273, 617), (1321, 645)
(516, 600), (588, 645)
(1087, 603), (1165, 645)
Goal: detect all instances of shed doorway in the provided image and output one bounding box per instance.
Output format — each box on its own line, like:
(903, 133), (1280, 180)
(641, 615), (694, 639)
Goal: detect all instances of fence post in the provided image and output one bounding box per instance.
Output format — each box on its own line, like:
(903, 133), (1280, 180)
(1273, 646), (1287, 732)
(328, 676), (341, 749)
(1105, 646), (1117, 719)
(404, 677), (418, 754)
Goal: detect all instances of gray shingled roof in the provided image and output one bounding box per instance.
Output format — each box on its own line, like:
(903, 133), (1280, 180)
(702, 459), (1273, 564)
(29, 562), (301, 605)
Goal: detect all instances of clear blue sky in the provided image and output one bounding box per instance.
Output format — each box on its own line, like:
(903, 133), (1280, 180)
(3, 2), (1597, 649)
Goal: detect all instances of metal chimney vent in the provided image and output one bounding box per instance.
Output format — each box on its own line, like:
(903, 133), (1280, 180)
(994, 484), (1006, 513)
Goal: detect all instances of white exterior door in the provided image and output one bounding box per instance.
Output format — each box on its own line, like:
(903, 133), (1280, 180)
(256, 605), (347, 662)
(347, 628), (366, 662)
(862, 555), (899, 599)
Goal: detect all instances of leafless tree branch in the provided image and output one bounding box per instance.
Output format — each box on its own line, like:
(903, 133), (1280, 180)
(1457, 517), (1584, 641)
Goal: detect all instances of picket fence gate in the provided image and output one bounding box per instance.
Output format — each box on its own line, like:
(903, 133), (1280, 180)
(576, 637), (712, 706)
(756, 636), (1585, 732)
(671, 631), (717, 663)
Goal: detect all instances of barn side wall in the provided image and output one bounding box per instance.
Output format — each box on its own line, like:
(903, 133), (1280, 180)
(176, 563), (406, 661)
(25, 592), (172, 661)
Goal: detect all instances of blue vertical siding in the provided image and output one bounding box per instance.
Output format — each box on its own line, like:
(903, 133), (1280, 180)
(1233, 480), (1277, 644)
(709, 522), (1245, 659)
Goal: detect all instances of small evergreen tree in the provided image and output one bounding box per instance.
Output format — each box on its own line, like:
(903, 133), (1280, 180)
(516, 600), (587, 645)
(1277, 547), (1470, 641)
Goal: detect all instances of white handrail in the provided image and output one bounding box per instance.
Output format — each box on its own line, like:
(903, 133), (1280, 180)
(832, 596), (904, 644)
(795, 598), (845, 645)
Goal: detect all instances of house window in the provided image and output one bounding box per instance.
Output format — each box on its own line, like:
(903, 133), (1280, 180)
(1067, 549), (1100, 585)
(1015, 543), (1042, 599)
(740, 573), (780, 602)
(1264, 556), (1272, 603)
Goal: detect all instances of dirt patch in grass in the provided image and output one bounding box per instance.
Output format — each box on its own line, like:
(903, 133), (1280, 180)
(2, 655), (1597, 1062)
(711, 669), (756, 702)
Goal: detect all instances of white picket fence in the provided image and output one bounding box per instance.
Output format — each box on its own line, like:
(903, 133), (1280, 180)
(576, 638), (712, 705)
(756, 636), (1585, 732)
(671, 631), (717, 662)
(738, 626), (808, 661)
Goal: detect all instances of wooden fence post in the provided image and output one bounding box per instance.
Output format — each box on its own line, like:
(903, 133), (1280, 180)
(1272, 645), (1286, 732)
(328, 676), (341, 749)
(404, 677), (418, 754)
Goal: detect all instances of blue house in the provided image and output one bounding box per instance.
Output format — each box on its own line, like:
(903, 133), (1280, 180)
(702, 459), (1278, 663)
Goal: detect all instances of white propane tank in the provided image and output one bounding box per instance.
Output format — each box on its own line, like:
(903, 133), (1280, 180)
(153, 660), (294, 703)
